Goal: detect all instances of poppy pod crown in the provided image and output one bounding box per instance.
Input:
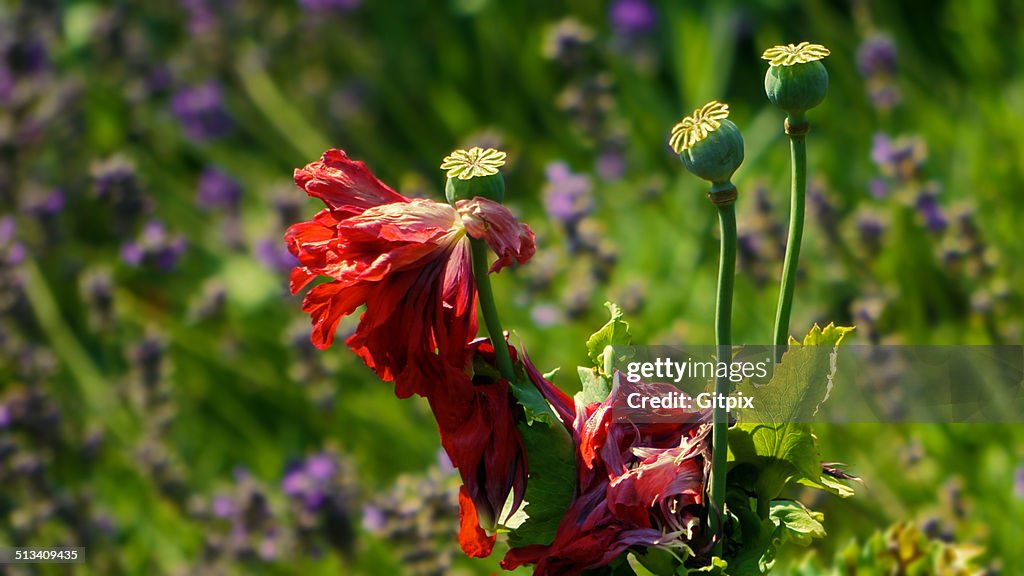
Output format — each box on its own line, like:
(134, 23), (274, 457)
(763, 42), (830, 118)
(441, 147), (507, 204)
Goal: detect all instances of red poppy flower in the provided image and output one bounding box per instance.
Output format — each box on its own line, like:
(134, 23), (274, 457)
(285, 149), (535, 399)
(502, 375), (710, 576)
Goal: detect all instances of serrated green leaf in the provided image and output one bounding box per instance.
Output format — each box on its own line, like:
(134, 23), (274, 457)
(505, 409), (576, 547)
(770, 500), (826, 547)
(574, 365), (611, 406)
(728, 324), (852, 500)
(586, 302), (632, 370)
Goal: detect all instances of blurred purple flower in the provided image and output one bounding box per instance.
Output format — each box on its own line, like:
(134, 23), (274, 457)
(542, 162), (594, 226)
(212, 495), (235, 518)
(4, 37), (50, 77)
(24, 188), (65, 218)
(916, 190), (947, 233)
(361, 505), (386, 532)
(869, 177), (888, 199)
(530, 303), (565, 327)
(857, 35), (897, 77)
(1, 216), (25, 266)
(121, 220), (187, 271)
(197, 167), (242, 211)
(871, 133), (925, 181)
(282, 452), (341, 511)
(596, 149), (625, 180)
(182, 0), (218, 36)
(609, 0), (656, 35)
(298, 0), (361, 12)
(868, 84), (901, 110)
(171, 82), (232, 142)
(1015, 465), (1024, 500)
(120, 242), (144, 266)
(256, 237), (299, 273)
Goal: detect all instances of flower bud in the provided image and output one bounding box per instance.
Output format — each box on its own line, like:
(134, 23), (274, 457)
(669, 101), (744, 186)
(762, 42), (830, 117)
(440, 147), (507, 204)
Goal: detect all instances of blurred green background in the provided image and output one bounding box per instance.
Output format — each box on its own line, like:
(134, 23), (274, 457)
(2, 0), (1023, 573)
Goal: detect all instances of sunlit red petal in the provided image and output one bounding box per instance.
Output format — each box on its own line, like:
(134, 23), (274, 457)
(456, 197), (536, 273)
(301, 281), (371, 350)
(458, 486), (496, 558)
(294, 149), (407, 216)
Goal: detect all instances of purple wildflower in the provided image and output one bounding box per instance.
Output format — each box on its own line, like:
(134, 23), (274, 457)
(121, 220), (187, 271)
(197, 167), (242, 211)
(256, 237), (299, 273)
(916, 188), (947, 233)
(1015, 465), (1024, 500)
(857, 35), (897, 77)
(361, 504), (386, 532)
(530, 303), (566, 328)
(212, 495), (235, 519)
(869, 177), (888, 199)
(24, 188), (65, 218)
(542, 162), (594, 226)
(298, 0), (361, 12)
(171, 82), (232, 142)
(609, 0), (656, 36)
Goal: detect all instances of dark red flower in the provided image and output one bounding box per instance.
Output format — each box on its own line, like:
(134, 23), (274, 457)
(285, 149), (535, 399)
(429, 339), (526, 551)
(502, 375), (710, 576)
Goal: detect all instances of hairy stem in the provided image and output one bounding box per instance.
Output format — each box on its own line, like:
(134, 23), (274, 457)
(709, 201), (736, 555)
(470, 238), (516, 382)
(773, 118), (808, 359)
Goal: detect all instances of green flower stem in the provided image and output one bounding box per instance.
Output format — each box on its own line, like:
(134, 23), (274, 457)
(470, 237), (516, 382)
(773, 115), (808, 359)
(709, 200), (736, 554)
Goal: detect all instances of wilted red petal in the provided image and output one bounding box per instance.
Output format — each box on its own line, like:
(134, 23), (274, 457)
(522, 349), (575, 430)
(294, 149), (407, 216)
(301, 281), (370, 349)
(458, 486), (496, 558)
(456, 197), (536, 273)
(504, 375), (710, 575)
(428, 361), (525, 537)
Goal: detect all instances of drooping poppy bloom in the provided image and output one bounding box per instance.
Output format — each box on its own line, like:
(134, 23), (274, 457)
(285, 148), (538, 559)
(285, 149), (535, 399)
(502, 374), (711, 576)
(434, 337), (527, 557)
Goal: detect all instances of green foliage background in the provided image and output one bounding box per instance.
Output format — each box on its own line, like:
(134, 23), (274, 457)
(3, 0), (1023, 574)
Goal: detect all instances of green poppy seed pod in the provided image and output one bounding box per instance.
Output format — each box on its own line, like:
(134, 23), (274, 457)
(440, 147), (508, 205)
(680, 119), (744, 185)
(762, 42), (831, 117)
(669, 101), (745, 196)
(445, 173), (505, 204)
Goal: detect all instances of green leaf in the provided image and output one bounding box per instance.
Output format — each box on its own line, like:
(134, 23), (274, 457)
(586, 302), (632, 371)
(505, 401), (576, 547)
(683, 557), (729, 574)
(728, 324), (853, 501)
(509, 363), (556, 426)
(627, 553), (659, 576)
(626, 548), (692, 576)
(574, 365), (611, 406)
(769, 500), (826, 547)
